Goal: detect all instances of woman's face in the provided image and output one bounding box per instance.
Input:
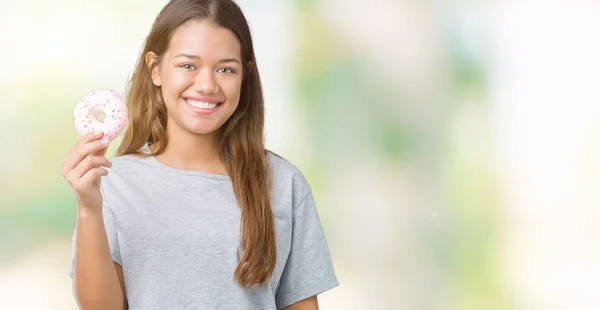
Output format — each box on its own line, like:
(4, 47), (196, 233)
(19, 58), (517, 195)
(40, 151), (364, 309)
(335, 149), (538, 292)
(148, 19), (243, 137)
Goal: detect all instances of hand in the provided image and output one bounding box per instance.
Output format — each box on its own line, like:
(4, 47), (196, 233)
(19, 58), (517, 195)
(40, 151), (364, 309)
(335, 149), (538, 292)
(61, 131), (112, 211)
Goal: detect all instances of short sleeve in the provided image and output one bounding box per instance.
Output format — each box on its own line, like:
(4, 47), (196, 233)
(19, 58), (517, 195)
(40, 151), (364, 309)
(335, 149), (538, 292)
(69, 194), (122, 278)
(275, 190), (339, 309)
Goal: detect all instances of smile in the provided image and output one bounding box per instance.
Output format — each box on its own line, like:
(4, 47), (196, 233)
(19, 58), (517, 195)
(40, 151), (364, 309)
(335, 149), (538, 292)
(185, 99), (220, 109)
(183, 98), (223, 115)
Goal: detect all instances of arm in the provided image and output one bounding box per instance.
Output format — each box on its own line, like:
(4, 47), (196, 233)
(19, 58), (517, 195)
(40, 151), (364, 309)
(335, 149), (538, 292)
(72, 210), (127, 310)
(282, 296), (318, 310)
(275, 189), (338, 310)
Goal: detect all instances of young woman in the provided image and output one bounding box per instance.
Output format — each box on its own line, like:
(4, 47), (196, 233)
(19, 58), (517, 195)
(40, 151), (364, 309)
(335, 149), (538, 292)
(62, 0), (338, 309)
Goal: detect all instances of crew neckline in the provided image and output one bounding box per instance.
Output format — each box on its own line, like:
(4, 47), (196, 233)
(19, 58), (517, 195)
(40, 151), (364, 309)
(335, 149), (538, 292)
(142, 143), (231, 181)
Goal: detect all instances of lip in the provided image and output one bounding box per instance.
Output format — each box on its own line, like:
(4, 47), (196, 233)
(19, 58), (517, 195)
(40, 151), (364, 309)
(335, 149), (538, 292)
(183, 97), (222, 115)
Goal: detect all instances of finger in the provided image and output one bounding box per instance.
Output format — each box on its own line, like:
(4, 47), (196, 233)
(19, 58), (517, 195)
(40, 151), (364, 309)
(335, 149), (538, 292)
(71, 155), (112, 179)
(93, 142), (110, 157)
(63, 130), (105, 171)
(76, 167), (109, 192)
(75, 130), (105, 148)
(65, 157), (108, 186)
(63, 139), (110, 174)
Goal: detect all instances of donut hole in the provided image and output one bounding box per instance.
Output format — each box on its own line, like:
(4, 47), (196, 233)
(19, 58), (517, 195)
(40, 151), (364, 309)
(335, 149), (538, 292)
(92, 106), (106, 121)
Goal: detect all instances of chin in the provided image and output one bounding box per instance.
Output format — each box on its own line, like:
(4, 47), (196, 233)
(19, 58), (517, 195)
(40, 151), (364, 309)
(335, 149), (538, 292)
(183, 122), (222, 136)
(186, 127), (218, 136)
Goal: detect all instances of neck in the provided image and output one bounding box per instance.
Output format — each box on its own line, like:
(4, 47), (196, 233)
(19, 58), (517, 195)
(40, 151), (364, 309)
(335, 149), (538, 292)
(153, 123), (228, 176)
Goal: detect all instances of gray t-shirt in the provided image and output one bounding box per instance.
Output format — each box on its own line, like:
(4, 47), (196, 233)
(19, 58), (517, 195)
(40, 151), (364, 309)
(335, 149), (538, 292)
(69, 146), (338, 309)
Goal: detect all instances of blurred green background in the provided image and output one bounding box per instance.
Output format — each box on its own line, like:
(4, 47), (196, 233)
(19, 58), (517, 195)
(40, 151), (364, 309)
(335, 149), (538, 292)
(2, 1), (600, 309)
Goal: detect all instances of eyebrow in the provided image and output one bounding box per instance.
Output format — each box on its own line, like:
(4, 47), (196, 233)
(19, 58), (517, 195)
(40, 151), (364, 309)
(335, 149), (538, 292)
(174, 53), (241, 64)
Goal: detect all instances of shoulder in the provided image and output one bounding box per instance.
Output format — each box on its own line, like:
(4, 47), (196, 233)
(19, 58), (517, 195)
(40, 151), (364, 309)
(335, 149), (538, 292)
(266, 150), (313, 209)
(100, 152), (155, 196)
(266, 150), (310, 188)
(106, 143), (155, 174)
(108, 153), (153, 174)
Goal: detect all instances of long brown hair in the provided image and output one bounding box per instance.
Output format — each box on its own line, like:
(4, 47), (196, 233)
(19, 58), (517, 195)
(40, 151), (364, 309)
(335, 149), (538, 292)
(116, 0), (275, 287)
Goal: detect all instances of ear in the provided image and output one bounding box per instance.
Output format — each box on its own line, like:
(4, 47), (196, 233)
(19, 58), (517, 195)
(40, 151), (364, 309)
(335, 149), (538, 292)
(246, 61), (253, 74)
(145, 51), (162, 87)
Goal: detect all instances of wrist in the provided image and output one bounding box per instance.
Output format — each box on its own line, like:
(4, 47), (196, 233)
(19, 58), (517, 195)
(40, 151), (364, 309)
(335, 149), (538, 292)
(76, 205), (103, 220)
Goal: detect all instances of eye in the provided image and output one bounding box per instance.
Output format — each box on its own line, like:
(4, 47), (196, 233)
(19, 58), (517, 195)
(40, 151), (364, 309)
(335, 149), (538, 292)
(217, 67), (236, 74)
(180, 64), (196, 70)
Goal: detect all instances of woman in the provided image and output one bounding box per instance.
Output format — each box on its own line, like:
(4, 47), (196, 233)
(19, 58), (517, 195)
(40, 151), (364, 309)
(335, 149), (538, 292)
(62, 0), (338, 309)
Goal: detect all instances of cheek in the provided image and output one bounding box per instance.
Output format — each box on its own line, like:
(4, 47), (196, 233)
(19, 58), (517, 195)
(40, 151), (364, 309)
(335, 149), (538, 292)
(164, 70), (194, 94)
(222, 78), (243, 103)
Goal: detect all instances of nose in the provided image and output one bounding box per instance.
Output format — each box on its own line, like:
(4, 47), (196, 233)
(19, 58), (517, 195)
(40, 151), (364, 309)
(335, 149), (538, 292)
(193, 68), (219, 94)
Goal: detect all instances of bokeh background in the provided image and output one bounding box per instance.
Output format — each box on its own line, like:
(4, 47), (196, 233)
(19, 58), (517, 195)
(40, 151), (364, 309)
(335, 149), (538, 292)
(1, 0), (599, 309)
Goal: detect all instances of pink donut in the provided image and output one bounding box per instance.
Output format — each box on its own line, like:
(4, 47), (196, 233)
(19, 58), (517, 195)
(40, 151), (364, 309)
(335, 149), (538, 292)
(73, 89), (128, 141)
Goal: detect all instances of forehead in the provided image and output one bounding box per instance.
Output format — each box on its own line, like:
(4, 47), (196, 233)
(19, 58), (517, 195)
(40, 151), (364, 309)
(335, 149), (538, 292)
(167, 19), (241, 60)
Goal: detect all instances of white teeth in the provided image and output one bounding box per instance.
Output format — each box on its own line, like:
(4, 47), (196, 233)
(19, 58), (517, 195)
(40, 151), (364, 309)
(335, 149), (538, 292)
(186, 99), (218, 109)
